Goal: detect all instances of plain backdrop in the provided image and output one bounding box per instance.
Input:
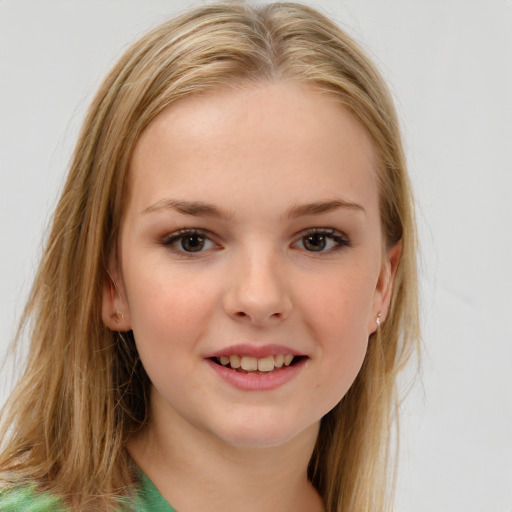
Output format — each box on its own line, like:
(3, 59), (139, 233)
(1, 1), (511, 510)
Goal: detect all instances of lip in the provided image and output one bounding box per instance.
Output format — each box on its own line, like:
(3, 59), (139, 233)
(206, 355), (307, 391)
(205, 343), (303, 359)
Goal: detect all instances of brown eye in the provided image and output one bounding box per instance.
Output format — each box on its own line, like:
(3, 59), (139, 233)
(303, 234), (327, 252)
(294, 228), (351, 253)
(162, 229), (217, 254)
(180, 234), (205, 252)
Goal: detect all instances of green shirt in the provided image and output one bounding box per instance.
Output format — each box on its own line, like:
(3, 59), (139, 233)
(136, 472), (176, 511)
(0, 470), (176, 511)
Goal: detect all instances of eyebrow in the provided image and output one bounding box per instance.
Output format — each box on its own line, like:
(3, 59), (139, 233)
(142, 198), (365, 218)
(287, 199), (365, 218)
(142, 199), (234, 219)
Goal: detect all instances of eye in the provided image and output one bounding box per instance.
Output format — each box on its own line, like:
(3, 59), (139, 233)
(294, 229), (351, 253)
(162, 229), (218, 254)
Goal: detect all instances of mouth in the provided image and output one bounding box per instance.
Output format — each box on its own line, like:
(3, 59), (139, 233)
(210, 354), (307, 374)
(206, 348), (308, 391)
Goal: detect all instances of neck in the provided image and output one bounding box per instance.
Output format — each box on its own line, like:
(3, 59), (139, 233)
(127, 392), (324, 512)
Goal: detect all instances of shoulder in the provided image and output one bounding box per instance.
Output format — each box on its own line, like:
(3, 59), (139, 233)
(0, 471), (175, 511)
(0, 483), (66, 511)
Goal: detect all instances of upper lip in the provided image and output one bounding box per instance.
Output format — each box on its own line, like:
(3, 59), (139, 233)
(205, 344), (305, 359)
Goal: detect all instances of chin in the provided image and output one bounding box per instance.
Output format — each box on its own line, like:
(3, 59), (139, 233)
(210, 415), (319, 450)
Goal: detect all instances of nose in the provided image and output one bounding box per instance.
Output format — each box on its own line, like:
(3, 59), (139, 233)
(223, 248), (292, 326)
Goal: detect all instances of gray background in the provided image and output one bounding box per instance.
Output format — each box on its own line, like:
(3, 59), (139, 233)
(1, 1), (511, 510)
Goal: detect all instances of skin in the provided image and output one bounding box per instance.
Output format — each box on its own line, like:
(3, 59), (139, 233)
(103, 81), (399, 512)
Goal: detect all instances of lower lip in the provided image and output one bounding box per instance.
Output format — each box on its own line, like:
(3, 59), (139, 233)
(206, 358), (306, 391)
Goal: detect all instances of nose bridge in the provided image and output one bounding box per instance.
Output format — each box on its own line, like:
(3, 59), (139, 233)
(224, 240), (291, 325)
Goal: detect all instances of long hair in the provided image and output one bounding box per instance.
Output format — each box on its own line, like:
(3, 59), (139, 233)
(0, 2), (420, 511)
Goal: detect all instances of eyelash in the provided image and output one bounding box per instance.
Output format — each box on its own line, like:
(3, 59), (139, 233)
(161, 228), (351, 255)
(161, 229), (217, 255)
(295, 228), (352, 253)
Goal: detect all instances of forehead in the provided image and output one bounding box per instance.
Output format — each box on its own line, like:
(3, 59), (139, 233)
(128, 81), (379, 219)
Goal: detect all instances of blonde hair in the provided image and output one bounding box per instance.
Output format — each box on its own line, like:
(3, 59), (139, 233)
(0, 2), (420, 511)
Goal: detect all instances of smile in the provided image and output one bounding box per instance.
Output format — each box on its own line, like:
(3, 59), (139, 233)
(213, 354), (300, 373)
(207, 355), (307, 391)
(206, 344), (308, 390)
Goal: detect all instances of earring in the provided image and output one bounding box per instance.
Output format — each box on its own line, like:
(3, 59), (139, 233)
(376, 313), (382, 330)
(114, 310), (125, 321)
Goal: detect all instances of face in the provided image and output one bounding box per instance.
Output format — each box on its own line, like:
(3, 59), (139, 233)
(103, 82), (397, 449)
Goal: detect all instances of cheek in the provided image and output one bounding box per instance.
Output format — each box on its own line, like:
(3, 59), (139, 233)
(300, 264), (376, 338)
(297, 268), (374, 395)
(123, 264), (220, 357)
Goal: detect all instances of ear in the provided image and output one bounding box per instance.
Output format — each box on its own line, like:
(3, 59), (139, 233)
(101, 265), (132, 332)
(368, 241), (402, 334)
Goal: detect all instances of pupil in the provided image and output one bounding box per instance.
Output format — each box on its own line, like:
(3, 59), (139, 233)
(304, 234), (326, 251)
(181, 235), (204, 252)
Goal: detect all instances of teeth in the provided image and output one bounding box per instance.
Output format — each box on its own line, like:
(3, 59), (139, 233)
(274, 354), (284, 368)
(283, 354), (294, 366)
(257, 355), (275, 372)
(217, 354), (297, 372)
(229, 355), (241, 369)
(240, 356), (258, 371)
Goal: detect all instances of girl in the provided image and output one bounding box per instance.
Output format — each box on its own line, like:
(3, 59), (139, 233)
(0, 2), (420, 511)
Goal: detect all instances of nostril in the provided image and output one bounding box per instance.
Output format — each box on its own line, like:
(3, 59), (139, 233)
(233, 310), (283, 322)
(233, 311), (286, 323)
